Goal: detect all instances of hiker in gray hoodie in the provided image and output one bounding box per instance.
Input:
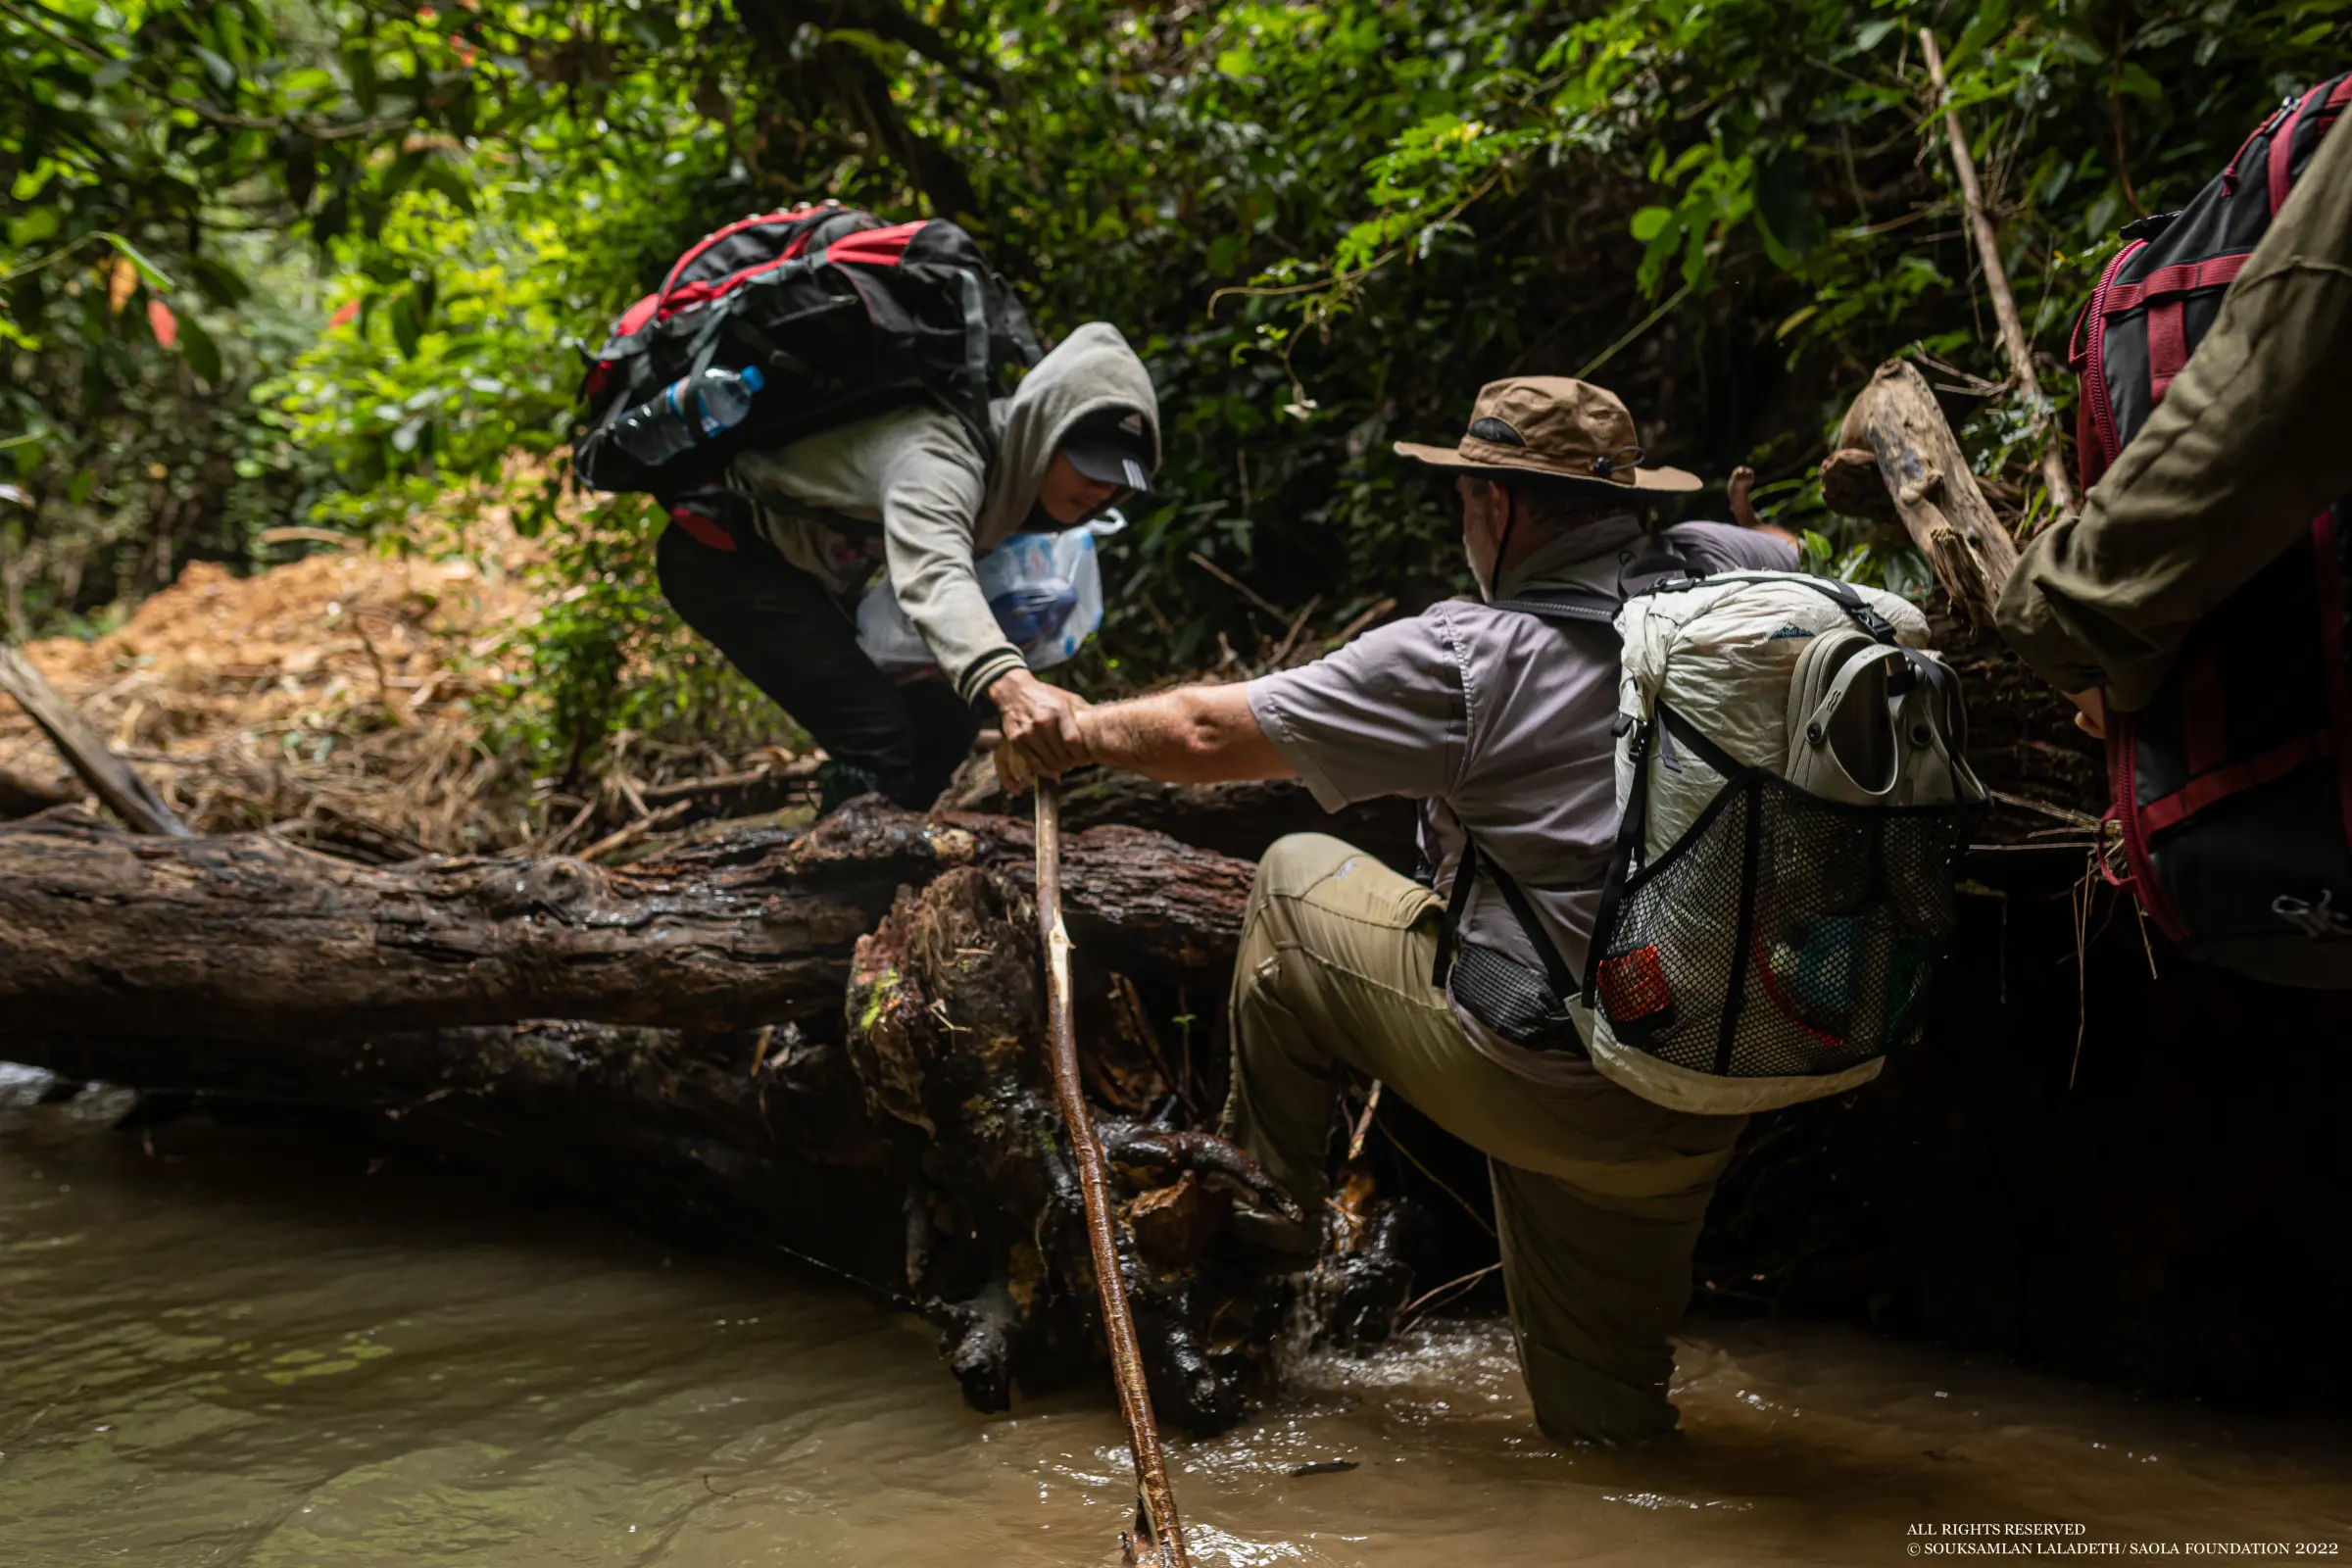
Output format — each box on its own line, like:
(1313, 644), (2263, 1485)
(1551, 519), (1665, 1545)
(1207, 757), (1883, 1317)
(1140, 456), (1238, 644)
(656, 322), (1160, 810)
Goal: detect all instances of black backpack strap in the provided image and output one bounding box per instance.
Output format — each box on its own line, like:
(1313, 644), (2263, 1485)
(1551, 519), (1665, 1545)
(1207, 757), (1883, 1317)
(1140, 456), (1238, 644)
(1485, 531), (1701, 634)
(715, 311), (822, 390)
(1804, 576), (1903, 644)
(1478, 850), (1585, 1007)
(1642, 569), (1905, 646)
(1440, 536), (1737, 1010)
(1429, 830), (1586, 1029)
(1652, 700), (1746, 780)
(1486, 587), (1626, 635)
(1901, 647), (1968, 754)
(1580, 716), (1658, 1001)
(1430, 836), (1483, 986)
(1442, 736), (1671, 1023)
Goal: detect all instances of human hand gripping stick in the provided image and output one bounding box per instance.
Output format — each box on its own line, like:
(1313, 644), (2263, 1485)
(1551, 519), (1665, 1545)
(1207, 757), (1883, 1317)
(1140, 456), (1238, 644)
(988, 667), (1091, 784)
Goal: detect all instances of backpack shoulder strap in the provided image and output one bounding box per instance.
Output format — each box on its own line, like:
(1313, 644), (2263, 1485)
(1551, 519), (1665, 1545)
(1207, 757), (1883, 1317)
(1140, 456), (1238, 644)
(1487, 535), (1704, 635)
(1676, 570), (1905, 645)
(1428, 830), (1592, 1018)
(1801, 576), (1902, 643)
(1486, 587), (1626, 635)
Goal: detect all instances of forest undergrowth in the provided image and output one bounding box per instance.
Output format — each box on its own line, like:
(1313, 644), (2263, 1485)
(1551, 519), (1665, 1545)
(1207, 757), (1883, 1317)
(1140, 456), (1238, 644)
(6, 0), (2345, 829)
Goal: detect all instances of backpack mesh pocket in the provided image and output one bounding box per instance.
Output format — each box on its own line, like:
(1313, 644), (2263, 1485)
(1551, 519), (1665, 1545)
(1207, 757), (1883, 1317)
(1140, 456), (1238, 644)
(1449, 940), (1585, 1053)
(1591, 771), (1974, 1079)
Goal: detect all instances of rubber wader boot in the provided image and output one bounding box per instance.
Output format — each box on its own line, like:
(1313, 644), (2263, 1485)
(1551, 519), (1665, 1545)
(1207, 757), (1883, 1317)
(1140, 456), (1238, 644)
(815, 759), (888, 817)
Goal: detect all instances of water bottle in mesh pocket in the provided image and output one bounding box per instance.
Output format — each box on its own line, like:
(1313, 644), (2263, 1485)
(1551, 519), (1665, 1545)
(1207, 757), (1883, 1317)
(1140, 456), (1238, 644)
(1579, 709), (1980, 1112)
(1449, 566), (1982, 1112)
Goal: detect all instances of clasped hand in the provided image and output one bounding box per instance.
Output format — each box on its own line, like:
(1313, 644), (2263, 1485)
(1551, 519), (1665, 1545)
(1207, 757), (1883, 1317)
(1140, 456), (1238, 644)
(988, 667), (1090, 792)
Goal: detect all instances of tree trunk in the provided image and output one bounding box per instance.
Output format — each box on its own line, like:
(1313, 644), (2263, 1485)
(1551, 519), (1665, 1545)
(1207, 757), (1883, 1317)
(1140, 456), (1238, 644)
(845, 865), (1308, 1432)
(0, 800), (1252, 1043)
(1829, 359), (2024, 630)
(941, 760), (1422, 871)
(7, 863), (1337, 1438)
(0, 760), (74, 820)
(20, 1017), (909, 1285)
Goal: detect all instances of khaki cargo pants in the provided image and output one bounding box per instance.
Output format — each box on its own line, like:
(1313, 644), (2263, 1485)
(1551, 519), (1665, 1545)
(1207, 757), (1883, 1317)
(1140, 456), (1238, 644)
(1223, 834), (1749, 1446)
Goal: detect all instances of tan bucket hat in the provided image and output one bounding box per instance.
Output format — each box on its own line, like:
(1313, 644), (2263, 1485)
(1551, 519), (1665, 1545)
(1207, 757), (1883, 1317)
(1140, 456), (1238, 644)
(1394, 375), (1701, 495)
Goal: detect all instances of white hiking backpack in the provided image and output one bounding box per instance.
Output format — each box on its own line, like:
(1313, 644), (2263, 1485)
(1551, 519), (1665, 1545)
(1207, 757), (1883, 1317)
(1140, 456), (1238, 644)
(1476, 566), (1985, 1115)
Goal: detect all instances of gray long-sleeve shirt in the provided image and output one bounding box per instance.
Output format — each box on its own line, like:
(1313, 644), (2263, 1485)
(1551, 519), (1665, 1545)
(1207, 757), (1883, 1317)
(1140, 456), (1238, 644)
(731, 323), (1160, 704)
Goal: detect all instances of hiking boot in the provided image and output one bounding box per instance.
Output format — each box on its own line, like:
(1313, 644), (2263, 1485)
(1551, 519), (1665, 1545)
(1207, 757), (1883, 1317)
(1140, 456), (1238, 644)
(814, 760), (888, 817)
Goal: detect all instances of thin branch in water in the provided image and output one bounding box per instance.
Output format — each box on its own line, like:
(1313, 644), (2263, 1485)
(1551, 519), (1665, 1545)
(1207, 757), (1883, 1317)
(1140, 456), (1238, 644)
(1397, 1262), (1501, 1326)
(1346, 1078), (1382, 1162)
(1373, 1120), (1495, 1241)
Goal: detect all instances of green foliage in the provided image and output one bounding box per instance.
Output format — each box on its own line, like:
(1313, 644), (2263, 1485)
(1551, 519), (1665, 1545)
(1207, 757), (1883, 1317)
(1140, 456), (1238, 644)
(3, 0), (497, 629)
(471, 486), (781, 781)
(8, 0), (2347, 780)
(1248, 0), (2349, 580)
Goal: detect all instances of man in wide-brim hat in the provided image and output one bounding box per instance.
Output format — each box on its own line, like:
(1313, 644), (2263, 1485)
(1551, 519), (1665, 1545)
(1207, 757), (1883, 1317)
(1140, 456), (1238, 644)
(1001, 376), (1796, 1445)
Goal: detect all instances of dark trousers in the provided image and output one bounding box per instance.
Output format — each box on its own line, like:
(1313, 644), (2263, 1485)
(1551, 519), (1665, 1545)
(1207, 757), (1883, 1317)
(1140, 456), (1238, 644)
(655, 518), (980, 810)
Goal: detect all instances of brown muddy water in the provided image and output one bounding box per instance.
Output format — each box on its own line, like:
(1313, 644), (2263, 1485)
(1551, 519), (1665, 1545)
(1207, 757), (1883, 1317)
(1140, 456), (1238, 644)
(3, 1072), (2347, 1567)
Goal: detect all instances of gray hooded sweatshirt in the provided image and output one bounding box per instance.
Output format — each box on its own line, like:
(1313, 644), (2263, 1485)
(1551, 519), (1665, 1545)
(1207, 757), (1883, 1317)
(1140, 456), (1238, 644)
(730, 322), (1160, 704)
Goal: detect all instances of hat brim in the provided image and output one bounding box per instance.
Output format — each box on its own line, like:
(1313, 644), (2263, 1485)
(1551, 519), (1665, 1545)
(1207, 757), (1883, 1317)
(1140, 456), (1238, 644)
(1392, 440), (1701, 494)
(1064, 440), (1154, 494)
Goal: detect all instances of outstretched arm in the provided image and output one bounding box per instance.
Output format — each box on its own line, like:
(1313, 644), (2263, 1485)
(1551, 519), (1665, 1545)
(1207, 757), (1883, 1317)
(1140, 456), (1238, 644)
(1001, 682), (1294, 788)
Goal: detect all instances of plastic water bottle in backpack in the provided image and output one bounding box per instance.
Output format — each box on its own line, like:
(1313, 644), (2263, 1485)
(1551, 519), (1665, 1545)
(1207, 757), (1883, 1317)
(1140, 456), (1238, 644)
(610, 365), (767, 467)
(856, 514), (1123, 675)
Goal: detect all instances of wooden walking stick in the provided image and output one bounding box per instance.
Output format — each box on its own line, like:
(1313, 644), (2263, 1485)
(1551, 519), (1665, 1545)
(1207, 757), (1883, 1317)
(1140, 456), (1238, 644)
(1920, 27), (2080, 522)
(1034, 775), (1191, 1568)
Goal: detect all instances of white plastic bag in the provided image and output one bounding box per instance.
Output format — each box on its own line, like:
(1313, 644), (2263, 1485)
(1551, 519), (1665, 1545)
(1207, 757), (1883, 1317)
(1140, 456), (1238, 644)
(856, 513), (1123, 676)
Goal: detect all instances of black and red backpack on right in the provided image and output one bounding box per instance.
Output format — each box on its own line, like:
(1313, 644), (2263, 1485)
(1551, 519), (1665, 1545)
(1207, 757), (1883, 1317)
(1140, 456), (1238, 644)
(2073, 72), (2352, 986)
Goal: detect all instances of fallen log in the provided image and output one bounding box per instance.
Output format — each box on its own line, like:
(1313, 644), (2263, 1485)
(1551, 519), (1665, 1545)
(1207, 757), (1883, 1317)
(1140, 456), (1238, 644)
(21, 1017), (905, 1275)
(1826, 359), (2023, 630)
(0, 760), (74, 819)
(943, 760), (1421, 871)
(10, 860), (1330, 1437)
(10, 778), (2346, 1419)
(0, 800), (1253, 1043)
(848, 864), (1302, 1435)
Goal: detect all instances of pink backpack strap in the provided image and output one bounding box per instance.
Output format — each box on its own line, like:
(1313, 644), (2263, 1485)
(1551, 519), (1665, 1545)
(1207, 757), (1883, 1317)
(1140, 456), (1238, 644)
(2271, 80), (2342, 215)
(2224, 105), (2290, 194)
(2102, 253), (2251, 312)
(2146, 299), (2189, 404)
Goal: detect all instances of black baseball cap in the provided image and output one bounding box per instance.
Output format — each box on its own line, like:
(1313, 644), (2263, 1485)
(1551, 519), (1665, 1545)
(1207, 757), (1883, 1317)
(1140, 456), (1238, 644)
(1059, 406), (1154, 494)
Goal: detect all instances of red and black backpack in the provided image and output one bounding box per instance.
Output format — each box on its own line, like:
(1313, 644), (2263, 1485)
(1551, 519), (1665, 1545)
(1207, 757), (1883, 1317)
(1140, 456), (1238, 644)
(2074, 72), (2352, 985)
(571, 206), (1040, 498)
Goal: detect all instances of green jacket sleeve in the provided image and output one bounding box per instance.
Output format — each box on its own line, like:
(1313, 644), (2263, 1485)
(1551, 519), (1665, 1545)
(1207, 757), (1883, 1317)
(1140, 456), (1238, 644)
(1997, 115), (2352, 711)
